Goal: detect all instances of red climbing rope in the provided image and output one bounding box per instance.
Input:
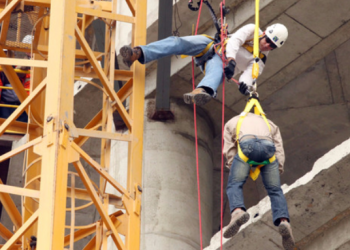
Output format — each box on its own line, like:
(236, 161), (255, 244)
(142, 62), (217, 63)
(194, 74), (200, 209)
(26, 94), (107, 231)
(192, 1), (204, 249)
(191, 1), (236, 249)
(219, 2), (226, 249)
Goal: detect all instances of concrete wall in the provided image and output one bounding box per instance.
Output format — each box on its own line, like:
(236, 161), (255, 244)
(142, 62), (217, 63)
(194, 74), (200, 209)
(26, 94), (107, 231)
(107, 99), (215, 249)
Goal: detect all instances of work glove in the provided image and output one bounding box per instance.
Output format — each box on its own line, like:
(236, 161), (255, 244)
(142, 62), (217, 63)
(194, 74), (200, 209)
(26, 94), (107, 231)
(224, 60), (236, 80)
(238, 82), (250, 95)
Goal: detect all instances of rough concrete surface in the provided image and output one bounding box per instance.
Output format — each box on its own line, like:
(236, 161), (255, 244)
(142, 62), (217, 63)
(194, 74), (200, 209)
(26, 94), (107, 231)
(205, 138), (350, 250)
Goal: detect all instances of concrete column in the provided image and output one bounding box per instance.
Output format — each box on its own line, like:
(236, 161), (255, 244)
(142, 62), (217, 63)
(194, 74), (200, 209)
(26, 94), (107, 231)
(141, 99), (214, 249)
(107, 99), (214, 249)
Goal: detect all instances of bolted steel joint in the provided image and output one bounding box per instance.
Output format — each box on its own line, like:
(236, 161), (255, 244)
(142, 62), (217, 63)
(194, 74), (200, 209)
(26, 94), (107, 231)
(46, 116), (53, 122)
(64, 123), (69, 131)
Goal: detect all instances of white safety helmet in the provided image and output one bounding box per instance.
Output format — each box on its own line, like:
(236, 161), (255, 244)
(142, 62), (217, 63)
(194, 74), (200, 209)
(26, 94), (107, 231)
(265, 23), (288, 48)
(22, 35), (34, 44)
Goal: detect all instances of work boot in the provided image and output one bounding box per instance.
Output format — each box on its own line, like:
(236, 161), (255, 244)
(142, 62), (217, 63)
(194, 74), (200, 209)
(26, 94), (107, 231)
(223, 209), (250, 238)
(279, 221), (295, 250)
(119, 45), (142, 67)
(183, 88), (212, 106)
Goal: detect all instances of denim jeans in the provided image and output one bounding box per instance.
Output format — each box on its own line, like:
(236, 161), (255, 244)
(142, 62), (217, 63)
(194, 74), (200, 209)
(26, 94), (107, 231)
(139, 35), (224, 96)
(226, 137), (290, 226)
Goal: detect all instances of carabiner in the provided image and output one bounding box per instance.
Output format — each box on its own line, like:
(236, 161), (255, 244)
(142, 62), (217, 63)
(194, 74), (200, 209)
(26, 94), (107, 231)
(249, 91), (259, 100)
(188, 0), (201, 11)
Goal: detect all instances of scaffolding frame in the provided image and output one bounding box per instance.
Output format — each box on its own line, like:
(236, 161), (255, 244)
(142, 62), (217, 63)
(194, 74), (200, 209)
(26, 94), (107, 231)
(0, 0), (146, 249)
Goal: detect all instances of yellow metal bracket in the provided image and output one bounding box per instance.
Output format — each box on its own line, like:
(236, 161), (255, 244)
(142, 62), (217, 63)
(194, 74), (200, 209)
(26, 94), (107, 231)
(46, 116), (56, 147)
(134, 183), (142, 216)
(59, 122), (70, 149)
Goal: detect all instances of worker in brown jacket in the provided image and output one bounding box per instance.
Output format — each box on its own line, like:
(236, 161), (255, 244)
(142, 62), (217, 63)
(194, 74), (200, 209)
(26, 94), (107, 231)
(223, 112), (295, 250)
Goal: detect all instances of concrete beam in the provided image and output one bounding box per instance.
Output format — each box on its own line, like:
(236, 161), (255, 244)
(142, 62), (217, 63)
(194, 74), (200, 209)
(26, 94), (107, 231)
(204, 138), (350, 250)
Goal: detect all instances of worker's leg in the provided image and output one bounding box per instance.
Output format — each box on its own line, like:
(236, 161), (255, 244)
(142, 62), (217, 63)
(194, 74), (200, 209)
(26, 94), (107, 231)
(141, 35), (213, 63)
(226, 154), (250, 212)
(196, 53), (224, 96)
(120, 35), (212, 67)
(224, 154), (250, 238)
(183, 53), (223, 105)
(260, 160), (290, 226)
(261, 159), (295, 249)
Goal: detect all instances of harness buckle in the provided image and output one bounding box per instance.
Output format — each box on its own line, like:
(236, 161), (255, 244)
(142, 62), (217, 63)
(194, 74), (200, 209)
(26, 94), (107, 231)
(194, 44), (215, 68)
(249, 92), (259, 100)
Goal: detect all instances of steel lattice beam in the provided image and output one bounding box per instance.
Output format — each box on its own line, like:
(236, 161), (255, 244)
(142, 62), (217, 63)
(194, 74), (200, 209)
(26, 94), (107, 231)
(0, 0), (146, 249)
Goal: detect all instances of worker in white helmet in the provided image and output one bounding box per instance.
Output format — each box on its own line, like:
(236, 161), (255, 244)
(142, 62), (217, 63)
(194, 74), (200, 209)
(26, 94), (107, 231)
(223, 23), (288, 96)
(120, 23), (288, 105)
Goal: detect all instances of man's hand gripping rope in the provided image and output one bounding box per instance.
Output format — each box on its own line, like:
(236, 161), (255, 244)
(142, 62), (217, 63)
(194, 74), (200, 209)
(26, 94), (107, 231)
(222, 57), (252, 96)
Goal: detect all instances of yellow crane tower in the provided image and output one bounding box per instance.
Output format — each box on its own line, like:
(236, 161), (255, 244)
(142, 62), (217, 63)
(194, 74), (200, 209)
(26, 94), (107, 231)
(0, 0), (146, 249)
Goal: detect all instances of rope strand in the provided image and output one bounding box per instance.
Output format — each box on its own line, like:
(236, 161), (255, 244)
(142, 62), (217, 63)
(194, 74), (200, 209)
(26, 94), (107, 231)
(219, 3), (226, 249)
(192, 1), (205, 249)
(191, 2), (229, 249)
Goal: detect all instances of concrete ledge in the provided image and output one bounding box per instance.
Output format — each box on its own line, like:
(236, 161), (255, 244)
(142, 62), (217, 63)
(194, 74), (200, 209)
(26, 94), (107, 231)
(205, 138), (350, 250)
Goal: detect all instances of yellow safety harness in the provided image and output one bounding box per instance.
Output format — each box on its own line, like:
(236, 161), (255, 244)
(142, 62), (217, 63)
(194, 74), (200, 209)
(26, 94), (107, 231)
(235, 0), (276, 181)
(236, 96), (276, 180)
(181, 33), (266, 71)
(242, 34), (267, 64)
(193, 35), (216, 58)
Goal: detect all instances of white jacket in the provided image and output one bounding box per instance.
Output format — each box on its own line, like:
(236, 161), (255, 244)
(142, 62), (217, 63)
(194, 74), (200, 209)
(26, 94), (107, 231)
(226, 24), (269, 88)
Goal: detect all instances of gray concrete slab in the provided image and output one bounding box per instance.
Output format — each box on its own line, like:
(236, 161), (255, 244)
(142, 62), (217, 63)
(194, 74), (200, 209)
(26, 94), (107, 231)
(257, 13), (322, 86)
(231, 17), (350, 112)
(205, 138), (350, 250)
(268, 104), (350, 184)
(261, 59), (333, 110)
(286, 0), (350, 38)
(335, 39), (350, 103)
(325, 52), (344, 104)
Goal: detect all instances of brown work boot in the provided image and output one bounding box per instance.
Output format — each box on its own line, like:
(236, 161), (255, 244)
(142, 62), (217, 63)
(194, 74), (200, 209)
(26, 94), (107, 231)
(223, 209), (250, 238)
(119, 45), (142, 67)
(183, 88), (212, 106)
(279, 221), (295, 250)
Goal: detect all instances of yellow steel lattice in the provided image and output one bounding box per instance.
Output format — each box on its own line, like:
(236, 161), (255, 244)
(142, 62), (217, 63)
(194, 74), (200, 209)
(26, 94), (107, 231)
(0, 0), (146, 249)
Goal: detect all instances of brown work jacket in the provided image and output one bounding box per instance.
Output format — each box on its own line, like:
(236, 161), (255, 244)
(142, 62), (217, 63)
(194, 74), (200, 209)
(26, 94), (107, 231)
(223, 113), (285, 173)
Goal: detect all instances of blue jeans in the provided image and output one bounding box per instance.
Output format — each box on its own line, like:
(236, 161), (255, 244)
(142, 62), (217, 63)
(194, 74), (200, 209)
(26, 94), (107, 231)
(226, 138), (290, 226)
(139, 36), (224, 96)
